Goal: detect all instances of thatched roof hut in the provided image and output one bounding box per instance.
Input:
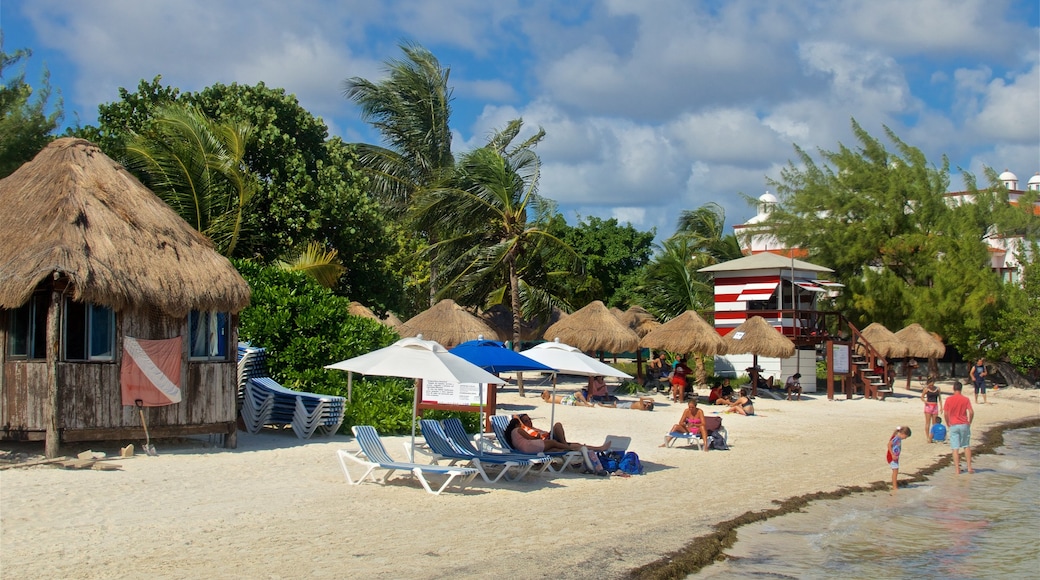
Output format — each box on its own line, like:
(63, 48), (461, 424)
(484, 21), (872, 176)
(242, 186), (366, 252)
(894, 323), (946, 359)
(349, 301), (381, 321)
(619, 305), (661, 338)
(400, 299), (497, 348)
(543, 300), (640, 354)
(640, 310), (725, 355)
(0, 138), (250, 316)
(857, 322), (907, 359)
(0, 138), (251, 456)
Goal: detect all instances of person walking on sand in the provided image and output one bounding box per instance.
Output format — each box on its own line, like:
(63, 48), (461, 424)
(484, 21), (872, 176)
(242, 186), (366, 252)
(944, 381), (974, 475)
(969, 358), (988, 404)
(921, 377), (943, 442)
(887, 425), (912, 494)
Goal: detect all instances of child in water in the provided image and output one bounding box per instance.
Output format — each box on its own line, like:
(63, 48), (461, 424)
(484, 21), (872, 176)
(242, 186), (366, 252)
(930, 416), (947, 443)
(887, 425), (912, 494)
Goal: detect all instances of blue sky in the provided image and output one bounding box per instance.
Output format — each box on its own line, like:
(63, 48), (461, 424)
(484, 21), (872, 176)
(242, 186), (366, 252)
(3, 0), (1038, 237)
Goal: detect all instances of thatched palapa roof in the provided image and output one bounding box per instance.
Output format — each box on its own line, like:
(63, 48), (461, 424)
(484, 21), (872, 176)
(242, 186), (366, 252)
(722, 315), (796, 358)
(618, 305), (661, 338)
(857, 322), (907, 358)
(0, 138), (250, 316)
(543, 300), (640, 354)
(349, 301), (382, 321)
(400, 299), (498, 348)
(894, 323), (946, 359)
(640, 310), (725, 355)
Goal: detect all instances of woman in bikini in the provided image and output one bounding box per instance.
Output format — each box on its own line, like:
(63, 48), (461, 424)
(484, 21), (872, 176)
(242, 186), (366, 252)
(921, 377), (943, 442)
(727, 388), (755, 416)
(504, 414), (610, 454)
(661, 399), (709, 451)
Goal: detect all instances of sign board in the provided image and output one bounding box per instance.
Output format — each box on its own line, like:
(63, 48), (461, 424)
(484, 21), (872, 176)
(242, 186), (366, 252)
(832, 344), (850, 374)
(421, 380), (486, 407)
(732, 331), (745, 340)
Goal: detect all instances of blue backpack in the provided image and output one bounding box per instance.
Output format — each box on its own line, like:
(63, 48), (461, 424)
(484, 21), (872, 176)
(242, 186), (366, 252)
(617, 451), (643, 475)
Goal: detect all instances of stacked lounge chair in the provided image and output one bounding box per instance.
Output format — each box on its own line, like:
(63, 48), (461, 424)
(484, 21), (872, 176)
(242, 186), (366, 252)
(236, 343), (346, 438)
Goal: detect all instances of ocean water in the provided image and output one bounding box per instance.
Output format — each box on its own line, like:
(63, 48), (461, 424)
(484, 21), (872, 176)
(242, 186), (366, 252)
(692, 427), (1040, 580)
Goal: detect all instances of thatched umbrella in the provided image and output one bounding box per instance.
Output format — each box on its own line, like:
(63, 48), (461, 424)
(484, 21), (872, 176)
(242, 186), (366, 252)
(641, 310), (726, 355)
(619, 305), (661, 338)
(857, 322), (907, 359)
(0, 138), (251, 316)
(383, 311), (405, 330)
(722, 316), (796, 396)
(400, 299), (498, 349)
(894, 323), (946, 388)
(349, 301), (382, 321)
(543, 300), (640, 355)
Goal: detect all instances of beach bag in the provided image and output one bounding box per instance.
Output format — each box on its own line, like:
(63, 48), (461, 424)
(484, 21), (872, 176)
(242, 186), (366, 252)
(597, 450), (623, 473)
(618, 451), (644, 475)
(708, 429), (728, 451)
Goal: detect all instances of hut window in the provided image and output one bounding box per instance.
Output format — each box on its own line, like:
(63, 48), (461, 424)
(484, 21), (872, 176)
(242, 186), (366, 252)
(63, 300), (116, 361)
(7, 293), (49, 359)
(189, 311), (228, 360)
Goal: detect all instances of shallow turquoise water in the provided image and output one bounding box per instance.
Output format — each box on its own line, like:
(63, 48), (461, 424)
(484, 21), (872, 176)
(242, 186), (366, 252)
(692, 427), (1040, 579)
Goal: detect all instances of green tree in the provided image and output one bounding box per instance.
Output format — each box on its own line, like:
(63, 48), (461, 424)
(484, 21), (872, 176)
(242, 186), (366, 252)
(123, 104), (255, 256)
(343, 43), (455, 306)
(553, 215), (655, 308)
(415, 119), (575, 346)
(75, 78), (402, 311)
(992, 250), (1040, 372)
(762, 120), (1024, 357)
(0, 41), (62, 177)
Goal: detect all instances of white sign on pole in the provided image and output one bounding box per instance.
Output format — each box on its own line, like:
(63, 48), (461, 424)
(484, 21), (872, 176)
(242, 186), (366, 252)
(832, 344), (850, 374)
(422, 380), (485, 406)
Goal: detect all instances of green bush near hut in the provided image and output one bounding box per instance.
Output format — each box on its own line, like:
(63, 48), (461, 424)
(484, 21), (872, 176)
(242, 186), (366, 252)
(234, 260), (477, 434)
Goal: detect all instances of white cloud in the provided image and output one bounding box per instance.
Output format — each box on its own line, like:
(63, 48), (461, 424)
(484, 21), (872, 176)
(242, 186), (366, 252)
(967, 63), (1040, 143)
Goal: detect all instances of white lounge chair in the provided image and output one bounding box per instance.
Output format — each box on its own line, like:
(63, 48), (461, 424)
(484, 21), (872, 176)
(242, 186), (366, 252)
(338, 426), (478, 495)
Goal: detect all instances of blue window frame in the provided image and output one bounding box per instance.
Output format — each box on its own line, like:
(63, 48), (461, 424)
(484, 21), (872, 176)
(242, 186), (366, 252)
(63, 300), (116, 361)
(189, 311), (228, 360)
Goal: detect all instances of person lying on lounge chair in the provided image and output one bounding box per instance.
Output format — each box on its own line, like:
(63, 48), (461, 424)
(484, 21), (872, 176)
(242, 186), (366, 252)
(504, 414), (610, 454)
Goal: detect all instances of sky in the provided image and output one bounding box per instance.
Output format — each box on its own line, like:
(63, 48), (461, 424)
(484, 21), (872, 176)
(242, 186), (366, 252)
(3, 0), (1038, 239)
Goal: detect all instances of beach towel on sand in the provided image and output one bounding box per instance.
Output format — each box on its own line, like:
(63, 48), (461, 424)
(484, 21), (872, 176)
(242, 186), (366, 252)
(121, 337), (182, 406)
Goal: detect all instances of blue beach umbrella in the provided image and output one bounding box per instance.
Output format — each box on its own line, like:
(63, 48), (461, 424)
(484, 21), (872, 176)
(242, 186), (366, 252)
(449, 338), (555, 441)
(449, 339), (555, 374)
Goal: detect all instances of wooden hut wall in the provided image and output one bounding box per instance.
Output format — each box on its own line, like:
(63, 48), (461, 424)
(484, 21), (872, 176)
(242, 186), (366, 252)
(1, 304), (238, 442)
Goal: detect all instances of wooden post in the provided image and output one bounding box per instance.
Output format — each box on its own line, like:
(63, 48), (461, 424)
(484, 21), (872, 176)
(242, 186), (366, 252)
(826, 340), (834, 400)
(45, 287), (62, 459)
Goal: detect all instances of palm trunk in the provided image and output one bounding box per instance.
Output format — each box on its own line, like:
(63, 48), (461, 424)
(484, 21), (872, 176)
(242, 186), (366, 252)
(694, 354), (707, 387)
(508, 252), (524, 396)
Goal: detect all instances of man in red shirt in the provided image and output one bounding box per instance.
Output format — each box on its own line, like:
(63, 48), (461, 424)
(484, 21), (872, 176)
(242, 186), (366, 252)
(943, 381), (975, 474)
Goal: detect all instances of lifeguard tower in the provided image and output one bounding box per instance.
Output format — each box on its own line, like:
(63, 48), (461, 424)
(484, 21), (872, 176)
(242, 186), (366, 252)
(699, 252), (890, 399)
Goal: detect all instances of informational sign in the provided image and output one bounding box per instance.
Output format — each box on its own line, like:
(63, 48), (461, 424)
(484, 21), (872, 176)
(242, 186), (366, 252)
(832, 344), (850, 374)
(421, 380), (486, 407)
(732, 331), (746, 340)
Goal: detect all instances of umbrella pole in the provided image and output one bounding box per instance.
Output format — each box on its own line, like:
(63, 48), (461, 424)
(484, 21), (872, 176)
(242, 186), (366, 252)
(410, 378), (420, 462)
(549, 373), (557, 433)
(347, 371), (353, 404)
(752, 355), (760, 397)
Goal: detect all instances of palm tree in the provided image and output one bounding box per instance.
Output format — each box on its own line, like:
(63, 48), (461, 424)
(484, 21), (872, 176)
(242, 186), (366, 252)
(343, 43), (454, 305)
(639, 202), (743, 384)
(415, 119), (575, 347)
(123, 104), (255, 257)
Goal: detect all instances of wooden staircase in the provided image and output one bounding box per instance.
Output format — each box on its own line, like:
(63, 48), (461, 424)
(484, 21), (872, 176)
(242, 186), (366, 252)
(845, 319), (892, 400)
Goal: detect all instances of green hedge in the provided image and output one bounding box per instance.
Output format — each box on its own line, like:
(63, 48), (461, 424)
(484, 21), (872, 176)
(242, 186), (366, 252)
(234, 260), (478, 434)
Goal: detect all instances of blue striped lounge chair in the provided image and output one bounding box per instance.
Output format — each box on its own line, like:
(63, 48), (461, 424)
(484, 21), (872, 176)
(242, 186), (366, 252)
(441, 418), (552, 475)
(417, 419), (546, 483)
(489, 414), (584, 472)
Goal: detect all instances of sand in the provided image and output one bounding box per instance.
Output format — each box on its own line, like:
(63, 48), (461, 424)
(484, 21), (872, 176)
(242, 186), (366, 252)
(1, 379), (1037, 579)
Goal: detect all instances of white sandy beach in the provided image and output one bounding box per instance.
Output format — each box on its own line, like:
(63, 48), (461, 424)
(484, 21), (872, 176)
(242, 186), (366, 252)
(2, 379), (1037, 580)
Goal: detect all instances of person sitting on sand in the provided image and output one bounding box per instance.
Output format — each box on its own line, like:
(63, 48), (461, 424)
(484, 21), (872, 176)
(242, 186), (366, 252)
(727, 388), (755, 416)
(660, 399), (709, 451)
(586, 375), (619, 404)
(709, 378), (735, 405)
(785, 373), (802, 401)
(600, 397), (655, 411)
(504, 414), (610, 454)
(541, 389), (592, 406)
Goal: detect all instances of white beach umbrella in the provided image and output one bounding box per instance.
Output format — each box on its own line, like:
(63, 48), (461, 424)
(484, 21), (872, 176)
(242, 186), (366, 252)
(519, 338), (633, 427)
(520, 339), (633, 379)
(325, 336), (506, 459)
